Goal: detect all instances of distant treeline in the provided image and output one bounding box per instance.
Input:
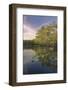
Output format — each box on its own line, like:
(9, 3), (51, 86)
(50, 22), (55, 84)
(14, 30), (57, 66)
(23, 40), (38, 48)
(23, 40), (57, 49)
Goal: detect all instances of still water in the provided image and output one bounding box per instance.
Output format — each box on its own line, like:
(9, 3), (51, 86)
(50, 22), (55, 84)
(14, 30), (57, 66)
(23, 47), (57, 75)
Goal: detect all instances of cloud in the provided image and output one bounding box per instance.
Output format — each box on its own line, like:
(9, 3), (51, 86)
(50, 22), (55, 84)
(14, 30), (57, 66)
(23, 24), (36, 40)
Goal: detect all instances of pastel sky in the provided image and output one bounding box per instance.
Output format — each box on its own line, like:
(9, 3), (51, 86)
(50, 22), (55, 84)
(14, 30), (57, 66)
(23, 15), (57, 40)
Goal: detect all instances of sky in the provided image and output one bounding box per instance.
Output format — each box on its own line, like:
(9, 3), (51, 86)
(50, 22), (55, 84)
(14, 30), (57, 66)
(23, 15), (57, 40)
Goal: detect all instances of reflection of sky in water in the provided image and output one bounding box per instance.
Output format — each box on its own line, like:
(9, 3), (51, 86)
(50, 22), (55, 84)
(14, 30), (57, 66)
(23, 48), (57, 75)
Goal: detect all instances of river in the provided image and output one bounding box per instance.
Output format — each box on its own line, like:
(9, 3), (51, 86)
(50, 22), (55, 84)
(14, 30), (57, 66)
(23, 47), (57, 75)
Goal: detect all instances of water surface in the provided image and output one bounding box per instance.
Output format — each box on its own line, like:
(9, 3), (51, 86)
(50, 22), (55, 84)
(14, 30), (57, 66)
(23, 47), (57, 75)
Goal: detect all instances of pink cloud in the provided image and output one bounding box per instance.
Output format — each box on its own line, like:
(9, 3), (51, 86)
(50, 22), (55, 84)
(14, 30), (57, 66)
(23, 25), (36, 40)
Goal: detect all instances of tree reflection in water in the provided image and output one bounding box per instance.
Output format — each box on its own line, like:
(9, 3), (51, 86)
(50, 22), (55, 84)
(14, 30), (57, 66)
(32, 47), (57, 69)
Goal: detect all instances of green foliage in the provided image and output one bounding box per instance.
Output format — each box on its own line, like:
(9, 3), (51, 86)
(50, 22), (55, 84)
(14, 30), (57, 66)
(33, 24), (57, 46)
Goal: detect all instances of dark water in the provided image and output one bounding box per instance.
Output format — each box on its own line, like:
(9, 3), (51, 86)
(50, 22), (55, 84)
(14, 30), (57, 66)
(23, 47), (57, 75)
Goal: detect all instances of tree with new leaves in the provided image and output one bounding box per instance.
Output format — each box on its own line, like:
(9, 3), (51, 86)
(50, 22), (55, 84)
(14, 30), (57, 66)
(33, 24), (57, 46)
